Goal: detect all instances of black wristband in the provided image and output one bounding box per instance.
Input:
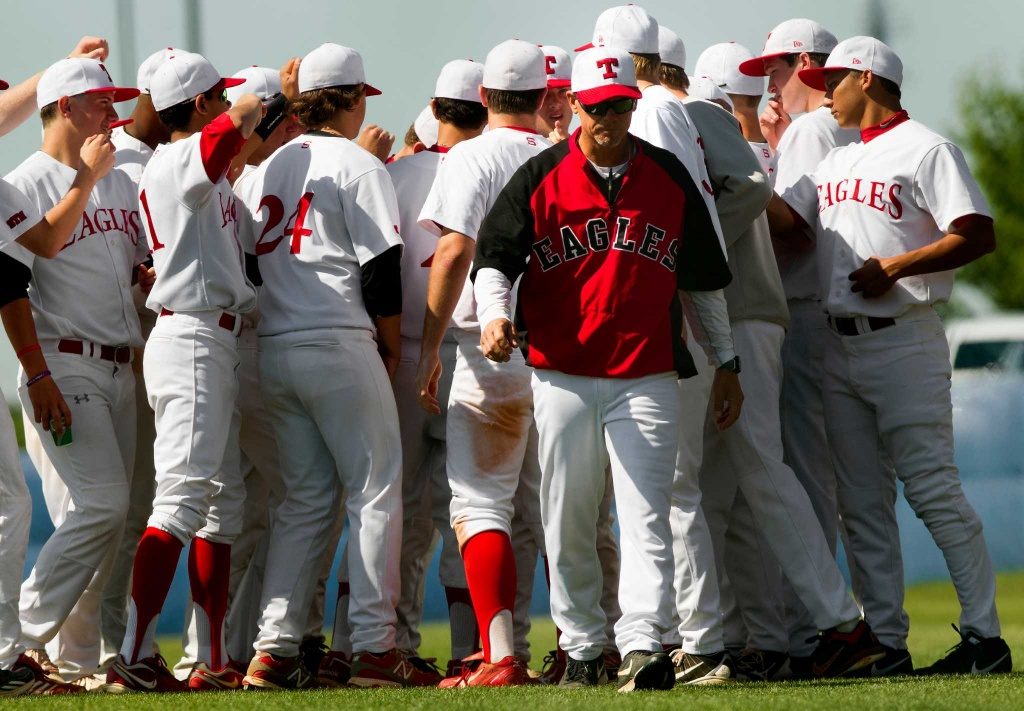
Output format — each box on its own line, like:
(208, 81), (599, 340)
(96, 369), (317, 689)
(254, 93), (289, 141)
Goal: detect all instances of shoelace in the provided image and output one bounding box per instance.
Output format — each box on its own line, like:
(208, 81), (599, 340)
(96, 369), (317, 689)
(540, 650), (560, 673)
(564, 660), (591, 684)
(407, 655), (442, 674)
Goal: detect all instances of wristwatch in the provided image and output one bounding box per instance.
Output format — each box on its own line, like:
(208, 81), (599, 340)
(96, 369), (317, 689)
(717, 356), (741, 374)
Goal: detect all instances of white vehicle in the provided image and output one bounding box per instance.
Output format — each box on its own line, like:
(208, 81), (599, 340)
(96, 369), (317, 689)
(945, 314), (1024, 371)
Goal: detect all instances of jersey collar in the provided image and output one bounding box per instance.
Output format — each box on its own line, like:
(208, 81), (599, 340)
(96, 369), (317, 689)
(426, 144), (451, 153)
(494, 124), (542, 136)
(861, 110), (909, 143)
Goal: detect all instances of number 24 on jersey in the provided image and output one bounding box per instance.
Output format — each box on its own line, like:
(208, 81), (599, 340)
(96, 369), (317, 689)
(255, 192), (315, 256)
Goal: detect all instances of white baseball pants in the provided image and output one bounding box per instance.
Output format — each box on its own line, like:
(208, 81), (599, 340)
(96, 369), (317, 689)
(145, 312), (244, 545)
(254, 328), (401, 657)
(446, 331), (542, 545)
(533, 369), (679, 660)
(18, 352), (135, 652)
(699, 320), (860, 632)
(668, 334), (725, 654)
(824, 307), (1000, 644)
(0, 392), (30, 670)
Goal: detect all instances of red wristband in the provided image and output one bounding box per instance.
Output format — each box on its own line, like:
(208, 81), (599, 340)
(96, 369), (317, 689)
(16, 343), (41, 358)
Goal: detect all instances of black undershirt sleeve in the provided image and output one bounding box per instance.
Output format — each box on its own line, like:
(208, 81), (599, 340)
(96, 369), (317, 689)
(0, 251), (31, 308)
(360, 245), (402, 319)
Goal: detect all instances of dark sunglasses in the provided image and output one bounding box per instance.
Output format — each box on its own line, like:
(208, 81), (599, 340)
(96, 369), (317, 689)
(580, 97), (637, 116)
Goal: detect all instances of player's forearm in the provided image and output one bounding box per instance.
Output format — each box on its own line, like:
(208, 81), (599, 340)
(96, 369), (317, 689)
(17, 175), (98, 258)
(886, 218), (996, 280)
(0, 73), (42, 138)
(766, 193), (813, 251)
(1, 298), (48, 378)
(474, 267), (513, 325)
(680, 288), (735, 366)
(375, 313), (401, 366)
(421, 231), (475, 355)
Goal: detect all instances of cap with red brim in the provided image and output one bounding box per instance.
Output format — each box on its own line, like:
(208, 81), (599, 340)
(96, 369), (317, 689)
(214, 76), (247, 92)
(737, 52), (789, 77)
(574, 84), (642, 104)
(86, 86), (141, 102)
(797, 67), (840, 91)
(0, 79), (8, 91)
(574, 42), (595, 52)
(363, 83), (382, 96)
(547, 78), (571, 89)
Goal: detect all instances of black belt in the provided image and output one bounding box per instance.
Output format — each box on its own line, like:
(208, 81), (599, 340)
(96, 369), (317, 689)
(827, 315), (896, 337)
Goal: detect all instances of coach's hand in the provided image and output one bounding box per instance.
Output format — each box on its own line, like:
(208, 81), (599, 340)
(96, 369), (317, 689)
(29, 374), (72, 435)
(710, 369), (743, 431)
(481, 318), (517, 363)
(849, 256), (899, 298)
(416, 350), (443, 415)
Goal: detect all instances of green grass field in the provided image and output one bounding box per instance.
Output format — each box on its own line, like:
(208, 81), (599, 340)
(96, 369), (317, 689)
(9, 572), (1024, 709)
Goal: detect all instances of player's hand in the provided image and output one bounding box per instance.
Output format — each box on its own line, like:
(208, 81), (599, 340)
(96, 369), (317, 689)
(416, 351), (443, 415)
(357, 124), (395, 163)
(78, 133), (115, 183)
(481, 318), (518, 363)
(547, 120), (568, 144)
(849, 256), (899, 298)
(710, 369), (743, 431)
(279, 58), (301, 101)
(68, 36), (108, 61)
(229, 93), (266, 138)
(29, 374), (72, 435)
(137, 265), (157, 294)
(759, 95), (792, 151)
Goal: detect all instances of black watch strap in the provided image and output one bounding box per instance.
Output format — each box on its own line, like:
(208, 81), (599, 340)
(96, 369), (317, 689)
(718, 355), (741, 374)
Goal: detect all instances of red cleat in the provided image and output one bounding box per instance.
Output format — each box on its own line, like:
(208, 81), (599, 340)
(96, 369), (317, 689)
(440, 654), (533, 688)
(187, 662), (244, 691)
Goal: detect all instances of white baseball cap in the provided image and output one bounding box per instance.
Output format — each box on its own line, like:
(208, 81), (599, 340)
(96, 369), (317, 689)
(150, 52), (244, 111)
(226, 66), (280, 104)
(482, 40), (547, 91)
(688, 76), (734, 111)
(298, 43), (381, 96)
(414, 104), (439, 147)
(434, 59), (483, 102)
(37, 58), (139, 110)
(137, 47), (180, 94)
(738, 18), (838, 77)
(695, 43), (764, 97)
(541, 45), (572, 88)
(571, 46), (642, 104)
(658, 27), (686, 69)
(799, 36), (904, 91)
(577, 4), (659, 54)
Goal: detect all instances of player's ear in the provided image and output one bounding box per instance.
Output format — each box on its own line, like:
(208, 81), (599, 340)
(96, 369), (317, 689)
(535, 87), (548, 112)
(430, 98), (439, 121)
(194, 92), (207, 117)
(58, 95), (72, 119)
(567, 92), (579, 116)
(478, 85), (488, 108)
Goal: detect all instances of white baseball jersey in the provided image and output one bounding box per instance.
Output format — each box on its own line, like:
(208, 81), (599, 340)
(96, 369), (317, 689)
(0, 178), (41, 249)
(386, 147), (447, 340)
(142, 113), (256, 315)
(239, 132), (402, 337)
(771, 107), (860, 300)
(4, 152), (147, 347)
(111, 125), (155, 185)
(632, 85), (726, 255)
(418, 126), (550, 331)
(782, 115), (990, 319)
(749, 141), (773, 179)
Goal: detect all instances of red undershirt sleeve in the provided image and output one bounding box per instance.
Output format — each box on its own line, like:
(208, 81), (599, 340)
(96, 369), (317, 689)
(198, 113), (246, 184)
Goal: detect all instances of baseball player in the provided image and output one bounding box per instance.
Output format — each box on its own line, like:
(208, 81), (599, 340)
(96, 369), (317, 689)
(0, 46), (119, 695)
(472, 46), (736, 690)
(106, 51), (259, 693)
(739, 18), (865, 673)
(658, 26), (786, 684)
(174, 62), (301, 680)
(238, 42), (437, 690)
(380, 59), (487, 681)
(537, 45), (571, 143)
(3, 56), (146, 690)
(773, 35), (1011, 676)
(415, 39), (550, 688)
(690, 39), (793, 679)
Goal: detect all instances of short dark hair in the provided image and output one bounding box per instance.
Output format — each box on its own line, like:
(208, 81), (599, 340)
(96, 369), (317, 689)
(484, 88), (544, 115)
(877, 76), (902, 99)
(783, 52), (830, 68)
(292, 85), (364, 130)
(433, 97), (488, 130)
(659, 63), (689, 91)
(630, 52), (661, 81)
(156, 87), (221, 132)
(39, 101), (59, 127)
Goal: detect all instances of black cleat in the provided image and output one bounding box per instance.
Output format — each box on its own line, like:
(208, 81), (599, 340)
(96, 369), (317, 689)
(916, 625), (1011, 676)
